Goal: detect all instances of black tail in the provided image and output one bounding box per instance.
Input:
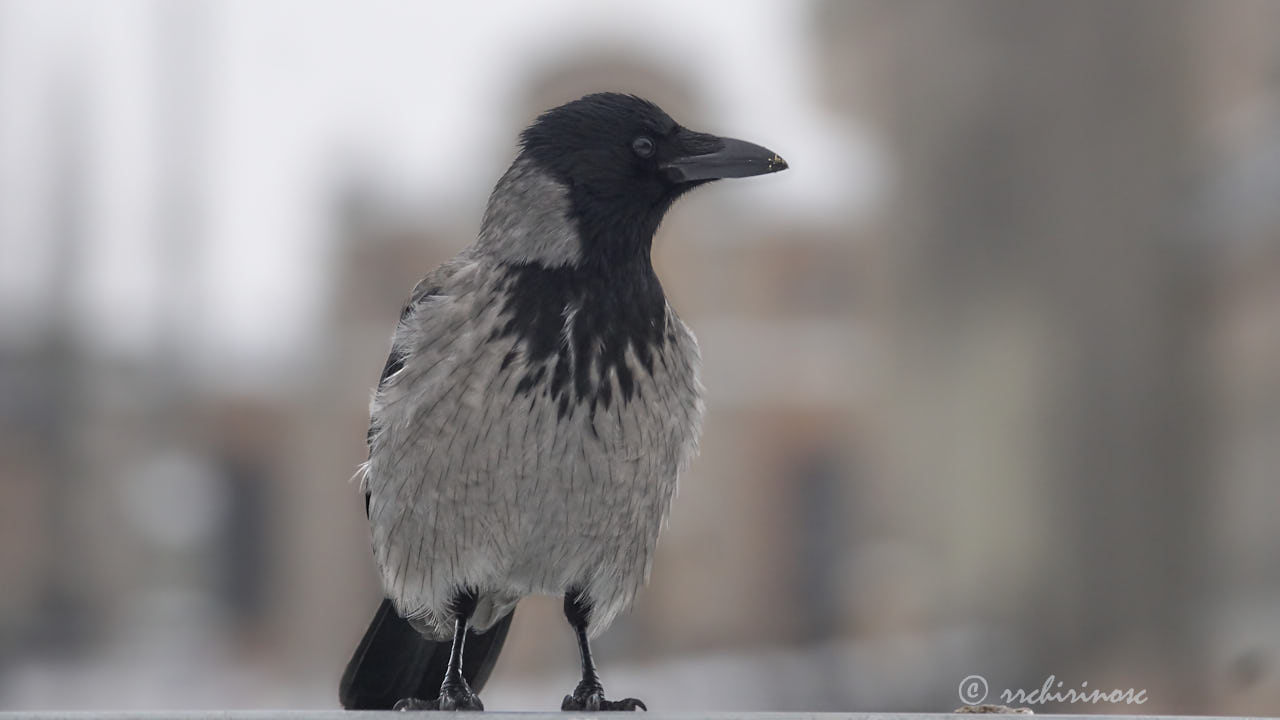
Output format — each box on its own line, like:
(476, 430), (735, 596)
(339, 598), (514, 710)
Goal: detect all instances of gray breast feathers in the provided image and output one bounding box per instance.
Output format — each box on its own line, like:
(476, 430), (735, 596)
(361, 254), (703, 638)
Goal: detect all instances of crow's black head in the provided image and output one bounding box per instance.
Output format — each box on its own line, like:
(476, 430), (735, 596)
(515, 92), (787, 265)
(481, 93), (787, 414)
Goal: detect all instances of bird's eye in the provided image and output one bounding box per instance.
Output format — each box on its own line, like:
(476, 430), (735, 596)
(631, 136), (655, 158)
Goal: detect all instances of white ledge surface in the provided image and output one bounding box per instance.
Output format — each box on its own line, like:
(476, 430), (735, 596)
(0, 707), (1259, 712)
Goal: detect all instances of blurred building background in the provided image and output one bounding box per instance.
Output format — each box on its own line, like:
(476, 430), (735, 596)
(1, 0), (1278, 714)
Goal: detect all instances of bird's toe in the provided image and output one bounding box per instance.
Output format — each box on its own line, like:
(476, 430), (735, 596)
(562, 687), (646, 712)
(392, 697), (435, 711)
(599, 697), (647, 711)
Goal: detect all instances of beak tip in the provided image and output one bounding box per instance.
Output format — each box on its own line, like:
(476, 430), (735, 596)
(769, 154), (789, 172)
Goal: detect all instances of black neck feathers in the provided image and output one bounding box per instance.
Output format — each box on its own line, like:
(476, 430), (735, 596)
(496, 253), (666, 418)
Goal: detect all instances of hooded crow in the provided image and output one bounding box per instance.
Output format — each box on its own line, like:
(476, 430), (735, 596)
(339, 92), (787, 711)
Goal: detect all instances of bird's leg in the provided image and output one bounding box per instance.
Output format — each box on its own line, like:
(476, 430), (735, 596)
(560, 588), (646, 712)
(393, 591), (484, 712)
(436, 606), (484, 711)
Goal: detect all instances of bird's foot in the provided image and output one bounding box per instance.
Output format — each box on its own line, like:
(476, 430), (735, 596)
(437, 682), (484, 711)
(393, 679), (484, 712)
(437, 678), (485, 711)
(561, 681), (646, 711)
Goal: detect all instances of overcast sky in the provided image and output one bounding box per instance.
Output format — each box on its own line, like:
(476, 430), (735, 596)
(0, 0), (876, 384)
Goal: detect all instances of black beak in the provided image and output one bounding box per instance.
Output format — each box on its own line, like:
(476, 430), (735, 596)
(661, 135), (788, 183)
